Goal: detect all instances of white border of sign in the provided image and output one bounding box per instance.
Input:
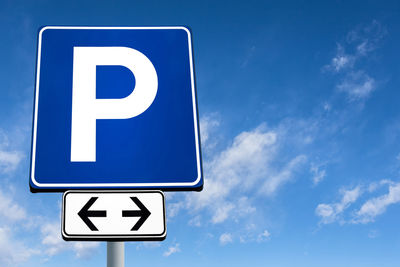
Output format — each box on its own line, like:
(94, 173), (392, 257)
(31, 26), (202, 189)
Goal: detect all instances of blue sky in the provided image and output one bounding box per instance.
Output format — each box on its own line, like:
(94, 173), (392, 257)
(1, 0), (400, 266)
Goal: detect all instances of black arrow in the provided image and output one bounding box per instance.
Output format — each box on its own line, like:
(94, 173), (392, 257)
(78, 197), (107, 231)
(122, 197), (151, 231)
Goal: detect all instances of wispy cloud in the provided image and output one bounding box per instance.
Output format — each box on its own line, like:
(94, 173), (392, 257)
(184, 123), (306, 225)
(148, 114), (329, 250)
(0, 183), (100, 262)
(238, 224), (272, 244)
(310, 162), (326, 186)
(346, 20), (387, 55)
(167, 202), (184, 219)
(0, 131), (23, 174)
(0, 186), (39, 265)
(0, 227), (39, 266)
(40, 222), (100, 259)
(219, 233), (233, 245)
(188, 215), (201, 227)
(259, 154), (307, 195)
(241, 45), (256, 68)
(337, 71), (375, 101)
(257, 230), (271, 242)
(325, 44), (355, 72)
(200, 114), (220, 153)
(166, 113), (312, 245)
(353, 182), (400, 224)
(0, 190), (27, 222)
(135, 242), (161, 250)
(316, 179), (400, 225)
(163, 243), (180, 257)
(368, 229), (379, 239)
(0, 150), (23, 174)
(324, 20), (386, 101)
(316, 186), (362, 224)
(185, 123), (277, 223)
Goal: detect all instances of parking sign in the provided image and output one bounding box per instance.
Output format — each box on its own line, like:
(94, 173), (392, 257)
(30, 26), (202, 192)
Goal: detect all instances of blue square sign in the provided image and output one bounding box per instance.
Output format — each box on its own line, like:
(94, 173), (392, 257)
(30, 26), (203, 192)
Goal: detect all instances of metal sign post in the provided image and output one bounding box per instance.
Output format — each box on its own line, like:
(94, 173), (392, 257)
(107, 242), (124, 267)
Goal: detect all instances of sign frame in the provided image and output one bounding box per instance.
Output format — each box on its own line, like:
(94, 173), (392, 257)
(29, 26), (203, 192)
(61, 190), (167, 241)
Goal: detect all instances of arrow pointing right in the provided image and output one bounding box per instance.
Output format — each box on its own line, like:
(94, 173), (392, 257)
(122, 197), (151, 231)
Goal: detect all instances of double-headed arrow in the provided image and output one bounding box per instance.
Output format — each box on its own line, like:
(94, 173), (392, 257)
(78, 196), (151, 231)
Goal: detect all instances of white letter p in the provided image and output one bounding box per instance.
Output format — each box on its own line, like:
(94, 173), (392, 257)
(71, 47), (158, 162)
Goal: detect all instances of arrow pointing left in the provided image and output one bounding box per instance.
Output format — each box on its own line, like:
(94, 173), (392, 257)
(78, 197), (107, 231)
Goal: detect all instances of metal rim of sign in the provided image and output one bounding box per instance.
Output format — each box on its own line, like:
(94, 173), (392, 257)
(30, 26), (203, 191)
(61, 190), (167, 241)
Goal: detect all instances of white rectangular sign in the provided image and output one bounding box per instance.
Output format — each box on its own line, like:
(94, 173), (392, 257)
(62, 191), (166, 241)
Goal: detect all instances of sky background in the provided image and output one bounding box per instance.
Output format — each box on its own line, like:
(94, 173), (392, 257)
(1, 0), (400, 266)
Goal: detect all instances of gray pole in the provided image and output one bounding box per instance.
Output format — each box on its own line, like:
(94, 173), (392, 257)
(107, 242), (125, 267)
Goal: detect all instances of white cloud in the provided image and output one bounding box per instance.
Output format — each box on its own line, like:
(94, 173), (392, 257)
(259, 154), (307, 195)
(0, 190), (26, 222)
(356, 41), (370, 55)
(136, 242), (161, 250)
(200, 114), (220, 145)
(316, 179), (400, 225)
(208, 125), (276, 194)
(219, 233), (233, 245)
(257, 230), (271, 242)
(238, 224), (271, 244)
(211, 203), (235, 224)
(184, 125), (281, 223)
(325, 21), (385, 101)
(0, 227), (39, 266)
(332, 54), (352, 71)
(0, 130), (24, 174)
(235, 197), (257, 217)
(167, 202), (184, 219)
(163, 243), (180, 257)
(0, 188), (98, 262)
(316, 186), (362, 224)
(367, 179), (392, 193)
(0, 131), (9, 147)
(200, 114), (220, 153)
(310, 163), (326, 185)
(188, 215), (201, 227)
(0, 150), (23, 174)
(0, 190), (39, 265)
(166, 121), (307, 237)
(347, 20), (386, 55)
(323, 102), (331, 111)
(353, 182), (400, 224)
(337, 71), (376, 100)
(368, 229), (379, 239)
(241, 45), (256, 68)
(73, 242), (100, 259)
(41, 222), (100, 259)
(40, 222), (64, 256)
(326, 44), (354, 72)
